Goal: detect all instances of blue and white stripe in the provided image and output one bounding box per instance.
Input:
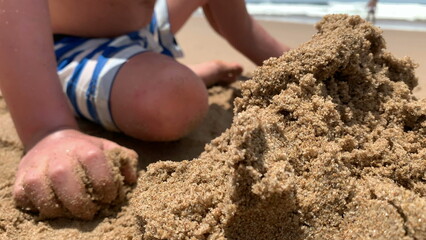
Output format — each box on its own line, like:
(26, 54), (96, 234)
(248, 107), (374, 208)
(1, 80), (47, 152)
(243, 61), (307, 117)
(54, 0), (183, 131)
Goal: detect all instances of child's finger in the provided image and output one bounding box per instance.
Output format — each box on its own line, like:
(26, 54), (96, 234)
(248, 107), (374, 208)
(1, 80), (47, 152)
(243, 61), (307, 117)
(48, 152), (99, 220)
(13, 167), (37, 211)
(120, 157), (138, 184)
(76, 143), (119, 204)
(103, 141), (138, 184)
(118, 148), (138, 184)
(21, 156), (65, 218)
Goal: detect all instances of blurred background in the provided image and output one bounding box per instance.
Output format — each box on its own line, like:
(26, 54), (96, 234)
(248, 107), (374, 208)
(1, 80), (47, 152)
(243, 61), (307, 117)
(242, 0), (426, 32)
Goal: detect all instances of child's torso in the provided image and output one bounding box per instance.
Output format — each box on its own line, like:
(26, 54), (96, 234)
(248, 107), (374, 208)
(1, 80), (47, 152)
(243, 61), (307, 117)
(49, 0), (156, 37)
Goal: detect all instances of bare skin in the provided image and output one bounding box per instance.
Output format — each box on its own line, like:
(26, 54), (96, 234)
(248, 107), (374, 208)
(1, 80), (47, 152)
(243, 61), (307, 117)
(0, 0), (289, 219)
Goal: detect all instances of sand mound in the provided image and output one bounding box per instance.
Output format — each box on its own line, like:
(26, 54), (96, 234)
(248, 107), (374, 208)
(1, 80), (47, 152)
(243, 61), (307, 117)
(132, 15), (426, 239)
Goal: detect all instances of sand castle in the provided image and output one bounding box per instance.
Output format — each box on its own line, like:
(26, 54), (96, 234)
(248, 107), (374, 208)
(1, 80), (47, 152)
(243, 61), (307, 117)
(132, 14), (426, 239)
(1, 14), (425, 239)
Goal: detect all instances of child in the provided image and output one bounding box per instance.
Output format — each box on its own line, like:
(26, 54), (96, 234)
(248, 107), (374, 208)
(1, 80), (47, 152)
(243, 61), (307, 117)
(0, 0), (289, 219)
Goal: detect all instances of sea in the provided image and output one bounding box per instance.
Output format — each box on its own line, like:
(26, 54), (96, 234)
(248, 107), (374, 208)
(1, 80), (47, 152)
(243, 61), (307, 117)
(243, 0), (426, 32)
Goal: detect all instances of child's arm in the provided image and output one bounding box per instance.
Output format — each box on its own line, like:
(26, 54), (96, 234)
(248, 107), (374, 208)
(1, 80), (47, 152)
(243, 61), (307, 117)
(0, 0), (137, 219)
(202, 0), (290, 66)
(0, 0), (77, 148)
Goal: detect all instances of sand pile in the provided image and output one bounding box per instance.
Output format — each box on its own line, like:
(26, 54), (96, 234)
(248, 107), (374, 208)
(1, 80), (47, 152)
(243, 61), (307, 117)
(132, 15), (426, 239)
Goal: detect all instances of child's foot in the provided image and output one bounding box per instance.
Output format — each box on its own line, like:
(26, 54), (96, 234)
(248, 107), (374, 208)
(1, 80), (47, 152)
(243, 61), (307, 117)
(189, 60), (243, 87)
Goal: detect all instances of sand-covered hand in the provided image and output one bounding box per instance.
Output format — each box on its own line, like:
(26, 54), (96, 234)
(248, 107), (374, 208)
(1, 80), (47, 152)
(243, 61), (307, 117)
(12, 129), (138, 220)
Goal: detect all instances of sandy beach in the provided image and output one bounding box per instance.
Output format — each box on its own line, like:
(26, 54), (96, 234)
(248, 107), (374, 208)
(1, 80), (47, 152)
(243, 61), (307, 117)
(1, 15), (425, 239)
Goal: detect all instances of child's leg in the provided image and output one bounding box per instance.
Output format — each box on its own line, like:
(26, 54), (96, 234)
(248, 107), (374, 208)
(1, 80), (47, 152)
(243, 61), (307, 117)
(166, 0), (244, 86)
(167, 0), (289, 66)
(110, 52), (209, 141)
(166, 0), (209, 34)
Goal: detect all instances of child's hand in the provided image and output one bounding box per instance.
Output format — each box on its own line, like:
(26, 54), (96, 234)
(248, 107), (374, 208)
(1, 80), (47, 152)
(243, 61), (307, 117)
(12, 129), (138, 220)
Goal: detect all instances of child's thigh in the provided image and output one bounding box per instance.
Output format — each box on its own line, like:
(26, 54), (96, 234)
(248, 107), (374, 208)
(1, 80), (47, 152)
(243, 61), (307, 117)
(166, 0), (209, 33)
(110, 52), (209, 141)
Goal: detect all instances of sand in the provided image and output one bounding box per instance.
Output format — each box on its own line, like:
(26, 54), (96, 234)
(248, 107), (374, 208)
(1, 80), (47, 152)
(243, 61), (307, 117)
(1, 14), (426, 240)
(132, 14), (426, 239)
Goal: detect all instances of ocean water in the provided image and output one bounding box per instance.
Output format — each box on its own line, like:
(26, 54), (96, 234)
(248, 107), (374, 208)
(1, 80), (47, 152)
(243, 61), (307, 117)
(244, 0), (426, 31)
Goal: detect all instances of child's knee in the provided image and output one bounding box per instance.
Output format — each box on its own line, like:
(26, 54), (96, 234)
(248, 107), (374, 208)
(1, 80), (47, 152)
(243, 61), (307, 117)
(119, 66), (209, 141)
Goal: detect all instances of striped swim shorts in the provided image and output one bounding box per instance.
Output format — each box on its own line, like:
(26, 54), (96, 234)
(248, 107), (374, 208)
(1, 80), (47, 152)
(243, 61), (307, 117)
(54, 0), (183, 131)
